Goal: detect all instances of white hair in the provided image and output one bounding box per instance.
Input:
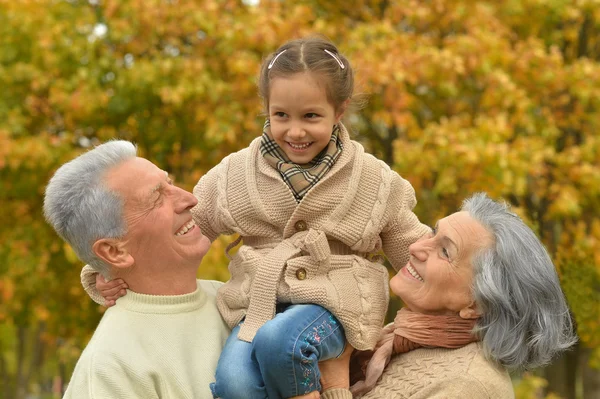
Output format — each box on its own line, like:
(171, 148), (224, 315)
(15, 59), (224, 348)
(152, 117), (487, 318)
(463, 193), (577, 370)
(43, 140), (137, 276)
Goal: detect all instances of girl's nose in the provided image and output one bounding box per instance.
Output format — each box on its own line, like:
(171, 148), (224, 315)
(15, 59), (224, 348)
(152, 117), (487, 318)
(287, 124), (306, 140)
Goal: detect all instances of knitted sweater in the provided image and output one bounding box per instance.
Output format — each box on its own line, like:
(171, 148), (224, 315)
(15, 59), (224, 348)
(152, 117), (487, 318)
(321, 343), (514, 399)
(192, 124), (430, 350)
(63, 280), (230, 399)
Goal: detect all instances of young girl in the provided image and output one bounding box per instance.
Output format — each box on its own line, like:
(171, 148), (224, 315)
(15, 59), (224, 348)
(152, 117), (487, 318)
(84, 37), (430, 398)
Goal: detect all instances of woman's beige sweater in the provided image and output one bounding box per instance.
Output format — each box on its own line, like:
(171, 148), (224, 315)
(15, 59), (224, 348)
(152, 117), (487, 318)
(191, 125), (429, 350)
(322, 343), (514, 399)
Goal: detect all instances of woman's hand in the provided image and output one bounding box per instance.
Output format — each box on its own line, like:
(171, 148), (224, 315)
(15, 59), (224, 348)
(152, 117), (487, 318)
(96, 274), (128, 307)
(320, 343), (354, 391)
(289, 344), (355, 399)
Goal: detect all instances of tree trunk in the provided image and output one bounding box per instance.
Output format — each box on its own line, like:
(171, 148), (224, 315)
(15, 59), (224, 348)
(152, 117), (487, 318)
(580, 346), (600, 399)
(15, 325), (27, 399)
(21, 321), (46, 398)
(544, 342), (578, 399)
(1, 352), (13, 399)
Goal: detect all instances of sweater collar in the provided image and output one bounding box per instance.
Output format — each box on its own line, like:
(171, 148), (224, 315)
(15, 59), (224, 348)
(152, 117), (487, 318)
(114, 280), (207, 314)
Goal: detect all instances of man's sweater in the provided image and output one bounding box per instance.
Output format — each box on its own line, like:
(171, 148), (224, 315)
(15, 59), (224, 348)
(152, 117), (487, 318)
(63, 280), (230, 399)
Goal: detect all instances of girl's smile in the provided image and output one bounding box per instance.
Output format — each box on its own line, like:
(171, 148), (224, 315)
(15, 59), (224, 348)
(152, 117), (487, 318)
(268, 72), (344, 165)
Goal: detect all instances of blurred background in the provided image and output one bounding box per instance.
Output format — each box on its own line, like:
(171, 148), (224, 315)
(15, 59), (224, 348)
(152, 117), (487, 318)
(0, 0), (599, 398)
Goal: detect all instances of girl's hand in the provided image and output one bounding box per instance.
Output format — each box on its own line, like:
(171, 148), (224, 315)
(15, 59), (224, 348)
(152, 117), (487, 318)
(96, 274), (128, 307)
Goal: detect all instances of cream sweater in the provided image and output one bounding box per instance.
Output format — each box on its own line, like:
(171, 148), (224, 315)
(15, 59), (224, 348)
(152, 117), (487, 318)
(63, 280), (230, 399)
(322, 343), (514, 399)
(192, 124), (430, 350)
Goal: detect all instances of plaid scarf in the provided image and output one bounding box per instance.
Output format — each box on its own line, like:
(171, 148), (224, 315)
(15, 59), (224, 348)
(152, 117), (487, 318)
(260, 120), (344, 202)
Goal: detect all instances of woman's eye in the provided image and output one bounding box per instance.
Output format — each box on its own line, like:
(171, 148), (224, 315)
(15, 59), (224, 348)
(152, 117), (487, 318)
(442, 247), (450, 258)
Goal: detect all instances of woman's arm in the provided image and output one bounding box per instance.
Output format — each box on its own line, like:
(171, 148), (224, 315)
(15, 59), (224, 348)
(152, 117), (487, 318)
(319, 344), (354, 399)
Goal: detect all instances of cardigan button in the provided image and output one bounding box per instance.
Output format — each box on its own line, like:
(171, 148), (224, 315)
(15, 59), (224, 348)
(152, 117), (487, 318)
(296, 268), (307, 280)
(294, 220), (308, 232)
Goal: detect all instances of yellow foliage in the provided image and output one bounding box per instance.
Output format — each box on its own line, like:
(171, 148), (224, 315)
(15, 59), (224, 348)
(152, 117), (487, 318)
(1, 0), (600, 396)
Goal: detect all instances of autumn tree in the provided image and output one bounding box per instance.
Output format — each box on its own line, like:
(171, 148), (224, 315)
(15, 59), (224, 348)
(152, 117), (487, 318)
(0, 1), (598, 398)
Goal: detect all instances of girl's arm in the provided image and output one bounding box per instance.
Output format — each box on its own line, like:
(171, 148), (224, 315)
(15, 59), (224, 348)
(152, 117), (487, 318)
(191, 159), (235, 242)
(380, 175), (431, 271)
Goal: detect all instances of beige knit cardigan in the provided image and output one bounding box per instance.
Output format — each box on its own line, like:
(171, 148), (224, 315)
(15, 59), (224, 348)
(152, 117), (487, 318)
(191, 124), (430, 350)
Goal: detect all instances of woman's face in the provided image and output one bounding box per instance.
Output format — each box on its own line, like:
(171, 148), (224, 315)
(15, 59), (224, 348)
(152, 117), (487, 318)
(389, 211), (492, 318)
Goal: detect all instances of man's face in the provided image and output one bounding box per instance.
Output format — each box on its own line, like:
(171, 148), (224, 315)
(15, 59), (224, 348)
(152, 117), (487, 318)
(105, 157), (210, 271)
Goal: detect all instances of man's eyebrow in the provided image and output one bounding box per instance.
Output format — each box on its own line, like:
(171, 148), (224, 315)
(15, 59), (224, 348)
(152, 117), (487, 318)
(144, 171), (171, 200)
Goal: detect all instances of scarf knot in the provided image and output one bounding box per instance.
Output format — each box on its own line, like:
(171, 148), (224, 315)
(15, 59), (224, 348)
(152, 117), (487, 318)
(260, 119), (343, 202)
(350, 308), (479, 396)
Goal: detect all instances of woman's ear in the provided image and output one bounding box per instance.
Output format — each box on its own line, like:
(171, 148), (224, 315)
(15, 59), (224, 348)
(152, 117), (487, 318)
(459, 301), (482, 320)
(92, 238), (134, 270)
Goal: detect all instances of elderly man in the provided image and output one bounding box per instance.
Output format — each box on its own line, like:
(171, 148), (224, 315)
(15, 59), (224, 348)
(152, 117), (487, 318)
(44, 140), (230, 398)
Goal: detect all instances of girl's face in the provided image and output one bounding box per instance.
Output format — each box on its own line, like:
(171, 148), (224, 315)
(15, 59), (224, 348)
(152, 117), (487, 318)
(268, 72), (344, 165)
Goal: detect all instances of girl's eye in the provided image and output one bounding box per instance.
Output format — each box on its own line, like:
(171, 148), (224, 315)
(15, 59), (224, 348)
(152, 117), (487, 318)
(274, 111), (287, 118)
(305, 113), (319, 118)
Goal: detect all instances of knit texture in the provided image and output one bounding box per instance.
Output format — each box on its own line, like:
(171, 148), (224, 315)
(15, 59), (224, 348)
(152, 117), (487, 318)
(63, 280), (230, 399)
(322, 343), (514, 399)
(351, 308), (479, 395)
(191, 123), (430, 350)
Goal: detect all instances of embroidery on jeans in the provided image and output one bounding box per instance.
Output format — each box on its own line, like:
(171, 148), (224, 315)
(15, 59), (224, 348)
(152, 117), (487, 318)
(298, 315), (339, 393)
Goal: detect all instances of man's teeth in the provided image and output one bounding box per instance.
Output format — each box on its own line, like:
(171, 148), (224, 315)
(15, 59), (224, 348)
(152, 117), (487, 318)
(407, 264), (424, 282)
(175, 220), (195, 236)
(288, 142), (311, 149)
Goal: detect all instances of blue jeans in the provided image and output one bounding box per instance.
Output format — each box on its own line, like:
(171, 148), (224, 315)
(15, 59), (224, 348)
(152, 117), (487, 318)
(210, 304), (345, 399)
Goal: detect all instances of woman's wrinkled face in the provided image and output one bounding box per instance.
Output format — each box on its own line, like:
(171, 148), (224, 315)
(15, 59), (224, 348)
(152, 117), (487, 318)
(389, 211), (493, 317)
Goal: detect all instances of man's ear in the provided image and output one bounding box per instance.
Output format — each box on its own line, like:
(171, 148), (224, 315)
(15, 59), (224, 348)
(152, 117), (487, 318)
(459, 301), (482, 320)
(92, 238), (134, 269)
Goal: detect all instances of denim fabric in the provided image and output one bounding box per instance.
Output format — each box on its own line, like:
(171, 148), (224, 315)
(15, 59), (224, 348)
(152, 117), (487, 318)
(210, 304), (345, 399)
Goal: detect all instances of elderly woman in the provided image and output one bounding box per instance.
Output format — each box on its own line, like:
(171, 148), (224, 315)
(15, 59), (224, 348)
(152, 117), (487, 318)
(321, 193), (576, 398)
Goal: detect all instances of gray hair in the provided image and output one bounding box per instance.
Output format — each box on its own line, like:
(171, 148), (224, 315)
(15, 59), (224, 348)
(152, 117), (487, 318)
(43, 140), (137, 276)
(462, 193), (577, 370)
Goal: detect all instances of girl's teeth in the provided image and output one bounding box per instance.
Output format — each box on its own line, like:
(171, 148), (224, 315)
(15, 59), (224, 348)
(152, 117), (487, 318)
(289, 142), (311, 149)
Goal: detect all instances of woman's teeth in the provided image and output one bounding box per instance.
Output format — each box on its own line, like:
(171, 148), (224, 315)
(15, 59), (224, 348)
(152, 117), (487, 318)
(406, 264), (424, 282)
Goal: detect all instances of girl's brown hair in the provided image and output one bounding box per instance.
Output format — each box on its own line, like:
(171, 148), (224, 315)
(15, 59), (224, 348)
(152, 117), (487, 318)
(258, 37), (356, 114)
